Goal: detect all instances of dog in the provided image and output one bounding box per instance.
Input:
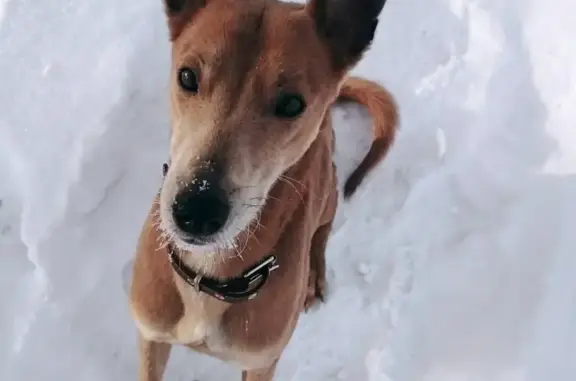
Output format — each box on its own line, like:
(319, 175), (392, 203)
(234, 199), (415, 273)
(128, 0), (398, 380)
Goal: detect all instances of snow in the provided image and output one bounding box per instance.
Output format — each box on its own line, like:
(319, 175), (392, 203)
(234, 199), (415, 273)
(1, 0), (575, 380)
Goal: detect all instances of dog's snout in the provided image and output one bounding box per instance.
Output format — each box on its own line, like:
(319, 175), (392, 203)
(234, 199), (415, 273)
(172, 180), (231, 240)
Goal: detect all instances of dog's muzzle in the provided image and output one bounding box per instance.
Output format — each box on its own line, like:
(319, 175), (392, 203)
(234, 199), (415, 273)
(162, 161), (231, 244)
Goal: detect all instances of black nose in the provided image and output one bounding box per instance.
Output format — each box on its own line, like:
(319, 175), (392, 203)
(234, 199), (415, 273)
(172, 183), (231, 239)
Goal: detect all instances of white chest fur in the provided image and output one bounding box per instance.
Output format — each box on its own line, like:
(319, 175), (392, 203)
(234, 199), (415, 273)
(172, 288), (221, 344)
(171, 275), (227, 345)
(134, 276), (226, 346)
(134, 276), (280, 371)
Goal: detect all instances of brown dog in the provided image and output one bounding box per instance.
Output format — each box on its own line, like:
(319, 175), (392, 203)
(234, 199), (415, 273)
(128, 0), (398, 380)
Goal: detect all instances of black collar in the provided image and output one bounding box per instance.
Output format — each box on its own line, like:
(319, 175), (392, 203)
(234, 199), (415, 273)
(167, 243), (279, 303)
(162, 161), (279, 303)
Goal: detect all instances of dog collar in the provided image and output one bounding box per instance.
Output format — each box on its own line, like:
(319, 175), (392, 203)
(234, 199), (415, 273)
(167, 243), (279, 303)
(162, 161), (279, 303)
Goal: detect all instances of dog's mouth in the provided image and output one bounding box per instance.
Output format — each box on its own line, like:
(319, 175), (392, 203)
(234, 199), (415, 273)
(162, 188), (267, 256)
(180, 235), (210, 246)
(160, 161), (269, 254)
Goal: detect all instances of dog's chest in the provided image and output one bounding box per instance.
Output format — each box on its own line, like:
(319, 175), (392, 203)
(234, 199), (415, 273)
(135, 278), (225, 346)
(170, 278), (227, 346)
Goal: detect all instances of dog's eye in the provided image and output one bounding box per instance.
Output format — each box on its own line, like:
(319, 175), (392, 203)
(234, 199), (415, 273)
(178, 68), (199, 94)
(274, 93), (306, 119)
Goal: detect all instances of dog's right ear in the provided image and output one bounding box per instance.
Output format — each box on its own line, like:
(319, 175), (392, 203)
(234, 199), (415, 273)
(308, 0), (388, 72)
(164, 0), (207, 41)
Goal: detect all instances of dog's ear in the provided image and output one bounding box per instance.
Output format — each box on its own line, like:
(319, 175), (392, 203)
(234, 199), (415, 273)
(307, 0), (387, 71)
(164, 0), (207, 40)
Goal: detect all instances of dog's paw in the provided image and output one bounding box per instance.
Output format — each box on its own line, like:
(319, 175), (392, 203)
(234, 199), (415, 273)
(304, 275), (326, 312)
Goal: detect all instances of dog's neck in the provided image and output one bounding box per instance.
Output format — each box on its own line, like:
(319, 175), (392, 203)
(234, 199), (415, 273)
(166, 239), (279, 303)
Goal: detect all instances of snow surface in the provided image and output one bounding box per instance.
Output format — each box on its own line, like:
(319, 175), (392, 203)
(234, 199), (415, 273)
(1, 0), (576, 380)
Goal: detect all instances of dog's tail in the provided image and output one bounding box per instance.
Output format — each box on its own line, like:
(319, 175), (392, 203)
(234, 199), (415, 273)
(337, 76), (399, 199)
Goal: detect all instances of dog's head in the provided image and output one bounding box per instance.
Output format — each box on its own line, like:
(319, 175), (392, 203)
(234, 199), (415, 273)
(159, 0), (387, 254)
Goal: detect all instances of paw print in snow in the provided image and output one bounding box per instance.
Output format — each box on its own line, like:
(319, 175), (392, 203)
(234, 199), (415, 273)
(356, 262), (376, 284)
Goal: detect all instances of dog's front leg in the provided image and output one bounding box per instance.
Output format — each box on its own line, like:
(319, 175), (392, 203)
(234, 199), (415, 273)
(138, 334), (172, 381)
(241, 360), (278, 381)
(304, 221), (333, 310)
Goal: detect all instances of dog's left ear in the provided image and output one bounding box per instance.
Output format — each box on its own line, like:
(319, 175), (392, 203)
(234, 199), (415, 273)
(307, 0), (388, 71)
(164, 0), (207, 40)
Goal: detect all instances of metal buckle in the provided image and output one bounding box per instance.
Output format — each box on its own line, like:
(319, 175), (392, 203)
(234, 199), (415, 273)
(192, 274), (202, 292)
(243, 255), (278, 278)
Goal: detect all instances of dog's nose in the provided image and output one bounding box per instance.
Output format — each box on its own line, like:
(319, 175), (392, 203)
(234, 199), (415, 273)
(172, 182), (231, 239)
